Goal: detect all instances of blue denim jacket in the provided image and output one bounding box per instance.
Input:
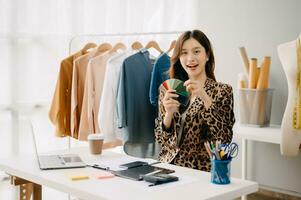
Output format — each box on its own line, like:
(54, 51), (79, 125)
(149, 53), (170, 106)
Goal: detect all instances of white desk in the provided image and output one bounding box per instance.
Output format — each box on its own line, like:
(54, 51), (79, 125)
(0, 147), (258, 200)
(234, 124), (281, 200)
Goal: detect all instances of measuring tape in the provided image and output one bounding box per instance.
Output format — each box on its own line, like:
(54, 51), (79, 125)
(293, 37), (301, 129)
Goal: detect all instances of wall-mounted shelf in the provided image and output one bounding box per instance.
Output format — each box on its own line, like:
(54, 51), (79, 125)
(234, 124), (281, 144)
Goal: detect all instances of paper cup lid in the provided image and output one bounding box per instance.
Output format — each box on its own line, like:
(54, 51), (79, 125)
(88, 134), (104, 140)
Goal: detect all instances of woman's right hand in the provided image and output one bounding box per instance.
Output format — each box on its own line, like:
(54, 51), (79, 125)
(162, 90), (180, 129)
(163, 89), (180, 115)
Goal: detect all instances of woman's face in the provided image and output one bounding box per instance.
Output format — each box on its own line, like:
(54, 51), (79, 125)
(179, 38), (208, 80)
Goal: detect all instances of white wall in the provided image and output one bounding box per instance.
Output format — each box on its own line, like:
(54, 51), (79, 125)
(190, 0), (301, 194)
(1, 0), (300, 196)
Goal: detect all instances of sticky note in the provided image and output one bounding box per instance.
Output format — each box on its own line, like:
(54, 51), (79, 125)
(94, 172), (115, 179)
(69, 175), (89, 181)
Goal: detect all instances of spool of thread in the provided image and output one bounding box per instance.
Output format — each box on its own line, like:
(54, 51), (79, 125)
(239, 47), (250, 76)
(238, 73), (248, 88)
(249, 58), (258, 89)
(257, 56), (271, 89)
(254, 67), (260, 88)
(239, 80), (246, 88)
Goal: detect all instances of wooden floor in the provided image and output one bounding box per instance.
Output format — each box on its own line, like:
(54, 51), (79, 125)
(235, 189), (301, 200)
(2, 175), (301, 200)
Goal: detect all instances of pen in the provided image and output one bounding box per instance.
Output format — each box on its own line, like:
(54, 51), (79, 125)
(149, 161), (161, 165)
(214, 149), (221, 160)
(215, 140), (218, 150)
(149, 182), (163, 187)
(144, 170), (162, 176)
(204, 142), (212, 159)
(210, 141), (214, 150)
(87, 164), (110, 171)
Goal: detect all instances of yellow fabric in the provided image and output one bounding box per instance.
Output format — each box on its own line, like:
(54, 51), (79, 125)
(49, 51), (84, 137)
(293, 38), (301, 129)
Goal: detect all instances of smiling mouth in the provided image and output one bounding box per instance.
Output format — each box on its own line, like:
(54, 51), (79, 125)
(186, 64), (198, 69)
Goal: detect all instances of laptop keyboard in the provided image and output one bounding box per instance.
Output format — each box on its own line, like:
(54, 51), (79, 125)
(39, 155), (63, 167)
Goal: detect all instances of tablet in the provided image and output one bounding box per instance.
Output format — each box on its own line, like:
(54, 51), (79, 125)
(113, 165), (175, 181)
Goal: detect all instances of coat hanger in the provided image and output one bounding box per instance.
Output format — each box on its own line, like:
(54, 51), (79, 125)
(82, 42), (97, 53)
(145, 40), (163, 53)
(95, 42), (112, 55)
(166, 40), (176, 55)
(110, 42), (126, 53)
(131, 41), (143, 50)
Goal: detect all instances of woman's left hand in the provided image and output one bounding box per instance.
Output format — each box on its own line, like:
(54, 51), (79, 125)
(184, 79), (204, 98)
(184, 79), (212, 108)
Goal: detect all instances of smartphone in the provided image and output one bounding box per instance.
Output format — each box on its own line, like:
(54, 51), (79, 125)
(141, 173), (179, 186)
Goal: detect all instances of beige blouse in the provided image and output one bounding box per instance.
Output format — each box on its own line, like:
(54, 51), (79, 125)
(70, 49), (109, 139)
(70, 52), (95, 139)
(78, 51), (116, 140)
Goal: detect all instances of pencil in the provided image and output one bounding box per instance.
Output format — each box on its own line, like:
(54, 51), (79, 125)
(204, 142), (212, 159)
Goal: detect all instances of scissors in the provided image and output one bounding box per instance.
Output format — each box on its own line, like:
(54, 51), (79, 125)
(222, 142), (239, 159)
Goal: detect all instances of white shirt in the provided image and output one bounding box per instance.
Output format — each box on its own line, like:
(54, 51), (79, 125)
(98, 49), (135, 141)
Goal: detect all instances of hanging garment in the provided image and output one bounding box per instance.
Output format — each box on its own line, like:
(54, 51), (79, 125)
(78, 51), (116, 140)
(293, 37), (301, 129)
(98, 49), (135, 142)
(116, 49), (158, 158)
(149, 52), (170, 106)
(49, 50), (85, 137)
(71, 53), (96, 139)
(70, 49), (108, 139)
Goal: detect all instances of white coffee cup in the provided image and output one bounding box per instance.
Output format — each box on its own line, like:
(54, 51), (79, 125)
(88, 134), (104, 155)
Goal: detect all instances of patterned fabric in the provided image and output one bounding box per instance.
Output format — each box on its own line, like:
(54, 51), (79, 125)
(154, 78), (235, 172)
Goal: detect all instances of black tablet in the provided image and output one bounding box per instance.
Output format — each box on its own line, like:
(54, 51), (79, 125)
(113, 165), (175, 181)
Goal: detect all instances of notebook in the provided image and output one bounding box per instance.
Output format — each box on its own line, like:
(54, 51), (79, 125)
(30, 122), (86, 170)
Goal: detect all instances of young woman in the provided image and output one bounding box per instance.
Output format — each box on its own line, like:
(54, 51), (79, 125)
(154, 30), (235, 171)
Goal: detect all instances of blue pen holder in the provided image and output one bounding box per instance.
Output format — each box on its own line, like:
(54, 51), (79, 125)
(211, 159), (231, 184)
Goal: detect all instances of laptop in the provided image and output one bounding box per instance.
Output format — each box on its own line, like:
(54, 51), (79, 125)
(30, 122), (86, 170)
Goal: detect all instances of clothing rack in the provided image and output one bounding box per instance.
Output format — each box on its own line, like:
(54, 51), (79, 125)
(67, 30), (184, 149)
(69, 31), (183, 55)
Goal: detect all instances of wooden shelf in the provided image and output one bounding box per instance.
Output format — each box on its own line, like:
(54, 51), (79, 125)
(233, 123), (281, 144)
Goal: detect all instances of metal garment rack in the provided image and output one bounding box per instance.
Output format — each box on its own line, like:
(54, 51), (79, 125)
(67, 30), (183, 148)
(69, 31), (183, 54)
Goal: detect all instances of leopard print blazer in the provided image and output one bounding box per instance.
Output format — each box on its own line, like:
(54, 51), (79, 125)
(154, 78), (235, 172)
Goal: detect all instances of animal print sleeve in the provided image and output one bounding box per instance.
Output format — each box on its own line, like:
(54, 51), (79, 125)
(196, 84), (235, 144)
(154, 86), (175, 146)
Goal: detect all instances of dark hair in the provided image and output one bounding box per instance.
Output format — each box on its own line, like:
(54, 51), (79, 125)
(169, 30), (216, 81)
